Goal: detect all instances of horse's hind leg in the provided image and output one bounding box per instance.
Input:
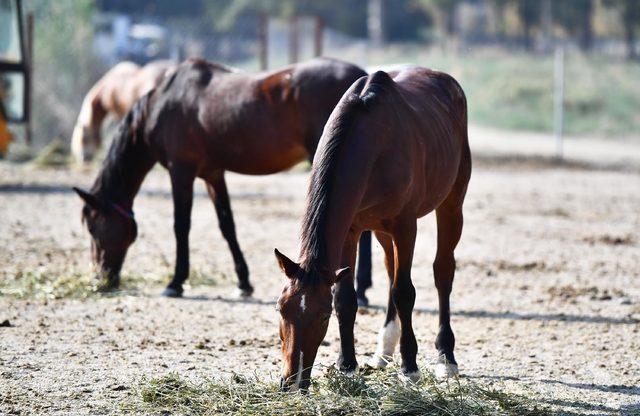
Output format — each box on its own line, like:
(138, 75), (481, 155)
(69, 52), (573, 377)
(368, 231), (400, 368)
(433, 203), (464, 378)
(206, 171), (253, 297)
(163, 165), (196, 297)
(355, 230), (373, 306)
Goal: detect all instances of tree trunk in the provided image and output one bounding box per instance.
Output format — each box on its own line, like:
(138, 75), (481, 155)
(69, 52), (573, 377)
(579, 0), (593, 52)
(523, 19), (532, 51)
(540, 0), (552, 53)
(625, 20), (636, 60)
(367, 0), (384, 45)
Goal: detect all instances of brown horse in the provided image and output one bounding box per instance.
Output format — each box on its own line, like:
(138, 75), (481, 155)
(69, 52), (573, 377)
(73, 57), (371, 298)
(274, 67), (471, 390)
(71, 60), (175, 164)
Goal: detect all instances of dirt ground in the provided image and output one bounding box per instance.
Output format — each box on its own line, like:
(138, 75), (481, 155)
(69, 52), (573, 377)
(0, 158), (639, 415)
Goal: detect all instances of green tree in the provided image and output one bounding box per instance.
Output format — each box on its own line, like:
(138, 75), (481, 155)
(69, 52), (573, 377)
(415, 0), (460, 39)
(25, 0), (101, 146)
(514, 0), (540, 51)
(603, 0), (640, 59)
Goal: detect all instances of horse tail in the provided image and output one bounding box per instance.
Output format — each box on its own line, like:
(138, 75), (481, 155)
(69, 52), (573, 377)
(71, 84), (102, 165)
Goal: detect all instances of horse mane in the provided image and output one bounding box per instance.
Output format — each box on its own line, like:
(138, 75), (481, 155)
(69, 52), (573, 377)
(90, 89), (154, 201)
(299, 72), (395, 275)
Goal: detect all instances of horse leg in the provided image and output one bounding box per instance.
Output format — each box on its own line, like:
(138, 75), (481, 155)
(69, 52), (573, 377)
(355, 230), (372, 306)
(368, 231), (400, 368)
(433, 205), (463, 378)
(162, 165), (196, 297)
(205, 171), (253, 297)
(390, 219), (419, 380)
(333, 229), (359, 373)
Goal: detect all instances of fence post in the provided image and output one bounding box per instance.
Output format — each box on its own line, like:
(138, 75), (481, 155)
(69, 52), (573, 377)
(288, 15), (299, 64)
(259, 12), (268, 70)
(25, 12), (34, 146)
(554, 46), (565, 160)
(314, 16), (324, 57)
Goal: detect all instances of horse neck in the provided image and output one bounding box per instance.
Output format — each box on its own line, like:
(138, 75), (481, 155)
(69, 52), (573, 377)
(91, 133), (155, 209)
(299, 134), (375, 273)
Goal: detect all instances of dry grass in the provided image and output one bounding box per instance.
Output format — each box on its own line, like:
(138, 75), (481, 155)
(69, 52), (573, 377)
(0, 268), (219, 299)
(129, 366), (551, 416)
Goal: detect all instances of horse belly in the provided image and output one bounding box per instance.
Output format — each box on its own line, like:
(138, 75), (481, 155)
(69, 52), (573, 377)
(204, 132), (308, 175)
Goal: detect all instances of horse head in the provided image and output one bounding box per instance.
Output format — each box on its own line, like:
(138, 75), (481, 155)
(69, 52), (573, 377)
(73, 187), (137, 289)
(274, 249), (350, 391)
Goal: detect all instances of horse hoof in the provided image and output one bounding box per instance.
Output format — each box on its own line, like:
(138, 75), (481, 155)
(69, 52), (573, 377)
(356, 296), (369, 307)
(340, 365), (359, 376)
(162, 287), (183, 298)
(368, 354), (391, 369)
(400, 370), (421, 383)
(97, 283), (119, 293)
(233, 287), (254, 299)
(434, 362), (459, 379)
(337, 360), (359, 375)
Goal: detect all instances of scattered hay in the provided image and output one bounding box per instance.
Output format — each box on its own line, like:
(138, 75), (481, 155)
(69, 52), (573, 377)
(0, 268), (101, 299)
(130, 366), (551, 416)
(582, 234), (635, 247)
(0, 267), (220, 299)
(31, 138), (72, 167)
(547, 285), (626, 302)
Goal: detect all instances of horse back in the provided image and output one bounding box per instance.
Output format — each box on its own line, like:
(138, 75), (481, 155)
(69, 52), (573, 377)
(353, 69), (469, 219)
(394, 68), (469, 214)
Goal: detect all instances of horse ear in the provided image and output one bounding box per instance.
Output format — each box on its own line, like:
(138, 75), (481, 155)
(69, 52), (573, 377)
(72, 187), (103, 211)
(334, 266), (351, 284)
(274, 248), (299, 278)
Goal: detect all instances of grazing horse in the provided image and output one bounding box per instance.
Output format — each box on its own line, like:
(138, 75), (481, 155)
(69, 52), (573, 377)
(274, 67), (471, 390)
(71, 60), (174, 164)
(73, 57), (372, 298)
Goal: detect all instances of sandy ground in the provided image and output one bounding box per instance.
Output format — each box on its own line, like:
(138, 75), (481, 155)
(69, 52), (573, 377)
(0, 156), (639, 415)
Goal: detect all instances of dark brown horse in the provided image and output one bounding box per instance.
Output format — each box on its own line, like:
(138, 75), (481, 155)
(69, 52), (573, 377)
(274, 67), (471, 390)
(73, 57), (371, 298)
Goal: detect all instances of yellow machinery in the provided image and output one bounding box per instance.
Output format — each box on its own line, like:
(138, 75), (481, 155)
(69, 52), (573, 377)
(1, 0), (29, 156)
(0, 102), (12, 157)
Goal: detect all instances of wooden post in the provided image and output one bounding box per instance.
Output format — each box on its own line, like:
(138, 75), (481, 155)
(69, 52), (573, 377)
(288, 15), (299, 64)
(554, 46), (565, 160)
(25, 12), (33, 145)
(367, 0), (384, 46)
(259, 12), (268, 70)
(314, 16), (324, 57)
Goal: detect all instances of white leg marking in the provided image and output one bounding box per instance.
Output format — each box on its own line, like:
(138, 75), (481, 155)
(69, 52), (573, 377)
(291, 351), (304, 391)
(434, 355), (459, 379)
(368, 317), (401, 368)
(400, 370), (422, 383)
(300, 295), (306, 312)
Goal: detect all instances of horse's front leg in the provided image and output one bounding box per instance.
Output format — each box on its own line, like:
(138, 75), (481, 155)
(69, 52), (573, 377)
(433, 205), (463, 378)
(333, 229), (359, 373)
(205, 171), (253, 297)
(162, 165), (196, 297)
(391, 219), (419, 380)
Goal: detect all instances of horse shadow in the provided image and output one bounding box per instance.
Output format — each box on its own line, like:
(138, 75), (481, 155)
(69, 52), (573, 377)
(467, 374), (639, 415)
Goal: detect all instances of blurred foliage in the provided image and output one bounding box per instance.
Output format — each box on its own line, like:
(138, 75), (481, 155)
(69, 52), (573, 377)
(11, 0), (639, 150)
(363, 46), (640, 135)
(25, 0), (104, 148)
